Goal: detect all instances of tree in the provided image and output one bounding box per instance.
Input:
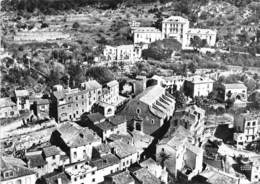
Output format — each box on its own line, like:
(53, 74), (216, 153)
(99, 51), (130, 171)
(188, 62), (196, 73)
(72, 22), (80, 29)
(86, 67), (114, 85)
(190, 36), (207, 51)
(172, 91), (187, 109)
(158, 151), (171, 168)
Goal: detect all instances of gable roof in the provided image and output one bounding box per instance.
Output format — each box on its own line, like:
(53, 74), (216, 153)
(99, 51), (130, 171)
(42, 171), (70, 184)
(43, 145), (61, 158)
(109, 140), (138, 159)
(81, 80), (102, 91)
(137, 85), (165, 106)
(87, 113), (106, 124)
(26, 153), (47, 168)
(223, 83), (247, 90)
(91, 153), (120, 170)
(0, 157), (36, 182)
(163, 16), (189, 23)
(57, 122), (101, 148)
(132, 168), (161, 184)
(106, 80), (119, 88)
(105, 170), (134, 184)
(15, 90), (29, 97)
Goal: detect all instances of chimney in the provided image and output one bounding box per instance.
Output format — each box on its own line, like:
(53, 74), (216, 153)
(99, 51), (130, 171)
(57, 177), (62, 184)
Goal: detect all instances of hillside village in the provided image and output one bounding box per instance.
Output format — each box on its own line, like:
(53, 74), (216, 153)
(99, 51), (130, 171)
(1, 0), (260, 184)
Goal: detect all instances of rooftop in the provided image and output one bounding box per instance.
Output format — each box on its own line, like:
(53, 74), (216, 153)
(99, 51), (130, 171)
(186, 75), (214, 84)
(134, 27), (161, 33)
(87, 112), (106, 124)
(0, 157), (36, 182)
(80, 80), (102, 91)
(15, 89), (29, 97)
(42, 145), (61, 158)
(137, 85), (165, 106)
(160, 126), (193, 150)
(91, 153), (120, 170)
(105, 170), (135, 184)
(187, 28), (217, 35)
(0, 98), (16, 108)
(109, 139), (138, 159)
(26, 153), (47, 168)
(109, 115), (127, 125)
(132, 168), (161, 184)
(106, 80), (119, 88)
(95, 120), (115, 131)
(163, 16), (189, 23)
(223, 83), (247, 90)
(41, 171), (70, 184)
(57, 122), (101, 148)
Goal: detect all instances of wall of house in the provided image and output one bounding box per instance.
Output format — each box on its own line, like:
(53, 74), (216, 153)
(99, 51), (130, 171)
(119, 153), (139, 170)
(134, 31), (162, 44)
(224, 88), (247, 101)
(1, 174), (37, 184)
(94, 163), (120, 184)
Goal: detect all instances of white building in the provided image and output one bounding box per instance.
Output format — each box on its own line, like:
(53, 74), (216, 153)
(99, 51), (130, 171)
(133, 27), (163, 44)
(54, 122), (102, 163)
(184, 76), (214, 97)
(101, 80), (120, 106)
(233, 113), (259, 148)
(162, 16), (189, 42)
(103, 45), (142, 63)
(219, 83), (247, 102)
(14, 31), (70, 42)
(183, 28), (217, 48)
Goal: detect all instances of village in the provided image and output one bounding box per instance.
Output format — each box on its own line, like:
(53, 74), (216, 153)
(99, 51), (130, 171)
(1, 1), (260, 184)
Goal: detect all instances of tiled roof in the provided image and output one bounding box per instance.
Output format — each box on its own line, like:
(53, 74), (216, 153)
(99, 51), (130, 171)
(43, 145), (61, 158)
(163, 16), (189, 23)
(95, 120), (115, 131)
(138, 85), (165, 106)
(0, 157), (36, 182)
(132, 168), (161, 184)
(81, 80), (102, 91)
(87, 112), (106, 124)
(187, 28), (217, 35)
(109, 140), (138, 159)
(0, 98), (16, 108)
(223, 83), (247, 90)
(134, 27), (161, 33)
(57, 122), (101, 148)
(109, 115), (127, 125)
(105, 170), (135, 184)
(106, 80), (119, 88)
(186, 75), (214, 84)
(41, 171), (70, 184)
(15, 89), (29, 97)
(91, 153), (120, 170)
(26, 153), (47, 168)
(159, 126), (193, 150)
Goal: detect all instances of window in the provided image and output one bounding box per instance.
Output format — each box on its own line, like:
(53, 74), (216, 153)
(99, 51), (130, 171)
(92, 178), (95, 182)
(92, 171), (95, 175)
(83, 150), (86, 155)
(151, 119), (154, 124)
(123, 162), (125, 166)
(111, 170), (113, 174)
(253, 121), (256, 126)
(74, 177), (77, 182)
(162, 148), (165, 152)
(74, 151), (77, 158)
(82, 95), (84, 99)
(247, 122), (250, 126)
(10, 111), (14, 116)
(75, 165), (78, 169)
(136, 108), (141, 114)
(52, 155), (55, 159)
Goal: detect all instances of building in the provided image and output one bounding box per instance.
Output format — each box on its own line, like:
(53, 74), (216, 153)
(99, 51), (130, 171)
(171, 105), (205, 137)
(131, 167), (161, 184)
(120, 85), (175, 135)
(249, 156), (260, 182)
(162, 16), (189, 42)
(184, 76), (214, 98)
(104, 170), (135, 184)
(40, 171), (71, 184)
(91, 154), (120, 184)
(133, 27), (162, 44)
(140, 158), (168, 184)
(101, 80), (119, 106)
(64, 159), (97, 184)
(109, 139), (139, 170)
(216, 83), (247, 102)
(50, 80), (102, 122)
(233, 113), (260, 148)
(42, 145), (70, 173)
(14, 89), (30, 111)
(87, 115), (127, 141)
(25, 151), (48, 177)
(13, 31), (70, 42)
(0, 157), (37, 184)
(103, 45), (142, 63)
(51, 122), (102, 163)
(156, 126), (203, 179)
(31, 98), (50, 119)
(120, 76), (147, 97)
(0, 97), (19, 119)
(183, 28), (217, 48)
(152, 75), (185, 92)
